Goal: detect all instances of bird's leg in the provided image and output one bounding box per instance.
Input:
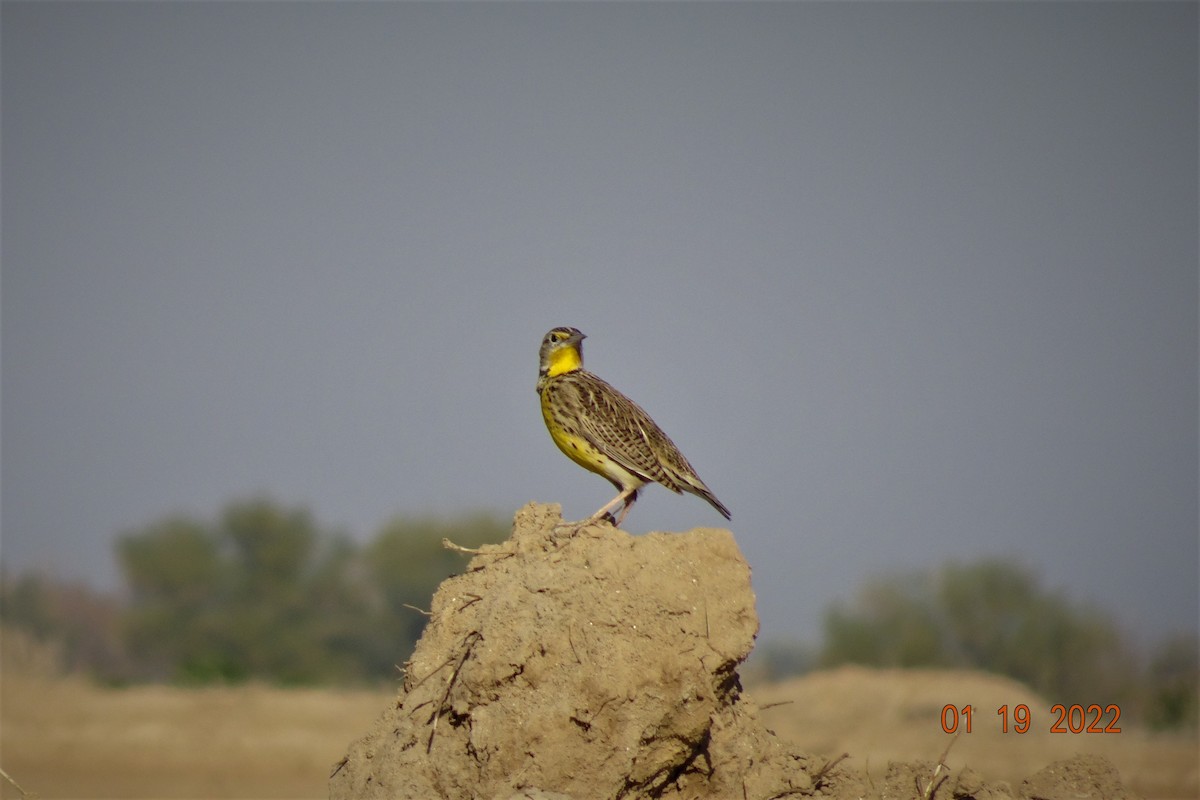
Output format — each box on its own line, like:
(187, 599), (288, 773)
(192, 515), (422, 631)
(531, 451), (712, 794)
(612, 488), (639, 527)
(590, 487), (638, 526)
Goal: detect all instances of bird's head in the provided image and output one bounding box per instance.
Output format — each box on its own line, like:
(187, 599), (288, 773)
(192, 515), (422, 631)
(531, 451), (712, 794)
(538, 327), (586, 381)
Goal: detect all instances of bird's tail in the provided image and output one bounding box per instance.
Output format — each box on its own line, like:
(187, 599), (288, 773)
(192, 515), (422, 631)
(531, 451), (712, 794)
(691, 483), (731, 520)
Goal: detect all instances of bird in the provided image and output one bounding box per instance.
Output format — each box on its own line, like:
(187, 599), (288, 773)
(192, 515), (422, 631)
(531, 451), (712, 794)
(536, 326), (731, 527)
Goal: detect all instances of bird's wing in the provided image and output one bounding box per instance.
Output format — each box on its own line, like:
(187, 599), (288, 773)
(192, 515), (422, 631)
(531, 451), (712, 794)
(570, 373), (682, 490)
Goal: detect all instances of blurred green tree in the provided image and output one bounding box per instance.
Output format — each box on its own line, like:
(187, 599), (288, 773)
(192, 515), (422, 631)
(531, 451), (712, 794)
(116, 498), (507, 685)
(1, 571), (128, 678)
(820, 559), (1137, 709)
(119, 516), (225, 679)
(1145, 633), (1199, 730)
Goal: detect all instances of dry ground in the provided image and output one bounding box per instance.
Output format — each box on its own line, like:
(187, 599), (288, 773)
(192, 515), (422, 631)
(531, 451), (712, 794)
(1, 667), (1194, 800)
(753, 666), (1198, 800)
(0, 672), (391, 799)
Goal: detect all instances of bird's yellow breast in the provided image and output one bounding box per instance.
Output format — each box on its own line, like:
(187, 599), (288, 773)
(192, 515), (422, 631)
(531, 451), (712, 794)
(545, 345), (582, 378)
(540, 389), (601, 473)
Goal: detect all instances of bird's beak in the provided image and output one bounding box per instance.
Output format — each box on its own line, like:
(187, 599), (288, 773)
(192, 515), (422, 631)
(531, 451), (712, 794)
(570, 331), (587, 345)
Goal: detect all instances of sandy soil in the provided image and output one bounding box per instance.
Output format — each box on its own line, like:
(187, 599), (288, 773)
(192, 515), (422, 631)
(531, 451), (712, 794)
(0, 672), (391, 799)
(3, 504), (1195, 799)
(755, 666), (1198, 800)
(5, 670), (1192, 800)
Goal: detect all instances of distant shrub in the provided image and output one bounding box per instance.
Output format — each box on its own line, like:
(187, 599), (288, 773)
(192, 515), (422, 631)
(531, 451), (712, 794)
(820, 559), (1143, 717)
(116, 497), (507, 685)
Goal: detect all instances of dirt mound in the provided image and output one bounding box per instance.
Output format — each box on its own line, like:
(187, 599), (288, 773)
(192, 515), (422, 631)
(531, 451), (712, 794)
(328, 503), (819, 799)
(329, 503), (1138, 800)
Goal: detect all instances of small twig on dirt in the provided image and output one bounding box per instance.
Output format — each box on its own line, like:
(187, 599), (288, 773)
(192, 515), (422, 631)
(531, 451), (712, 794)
(1, 764), (33, 798)
(402, 603), (432, 616)
(575, 697), (613, 729)
(810, 752), (849, 787)
(405, 653), (461, 696)
(329, 756), (348, 780)
(918, 733), (958, 800)
(427, 631), (482, 754)
(758, 699), (795, 711)
(443, 538), (515, 567)
(457, 593), (483, 612)
(567, 626), (582, 664)
(442, 538), (484, 554)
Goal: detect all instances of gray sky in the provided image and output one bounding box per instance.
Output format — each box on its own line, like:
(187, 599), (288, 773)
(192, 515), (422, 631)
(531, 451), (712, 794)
(3, 2), (1196, 648)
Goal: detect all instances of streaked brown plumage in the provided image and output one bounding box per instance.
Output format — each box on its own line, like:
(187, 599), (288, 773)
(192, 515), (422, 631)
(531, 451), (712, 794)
(536, 326), (730, 526)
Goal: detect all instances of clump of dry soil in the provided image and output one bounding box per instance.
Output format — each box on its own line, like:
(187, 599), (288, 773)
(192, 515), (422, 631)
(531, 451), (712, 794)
(329, 503), (1138, 800)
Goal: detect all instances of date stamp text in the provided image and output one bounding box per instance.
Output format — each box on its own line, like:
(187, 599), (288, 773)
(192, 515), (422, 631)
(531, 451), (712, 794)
(940, 704), (1122, 734)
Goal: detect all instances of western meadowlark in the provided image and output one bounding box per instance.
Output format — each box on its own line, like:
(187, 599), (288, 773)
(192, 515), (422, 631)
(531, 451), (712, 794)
(536, 326), (731, 526)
